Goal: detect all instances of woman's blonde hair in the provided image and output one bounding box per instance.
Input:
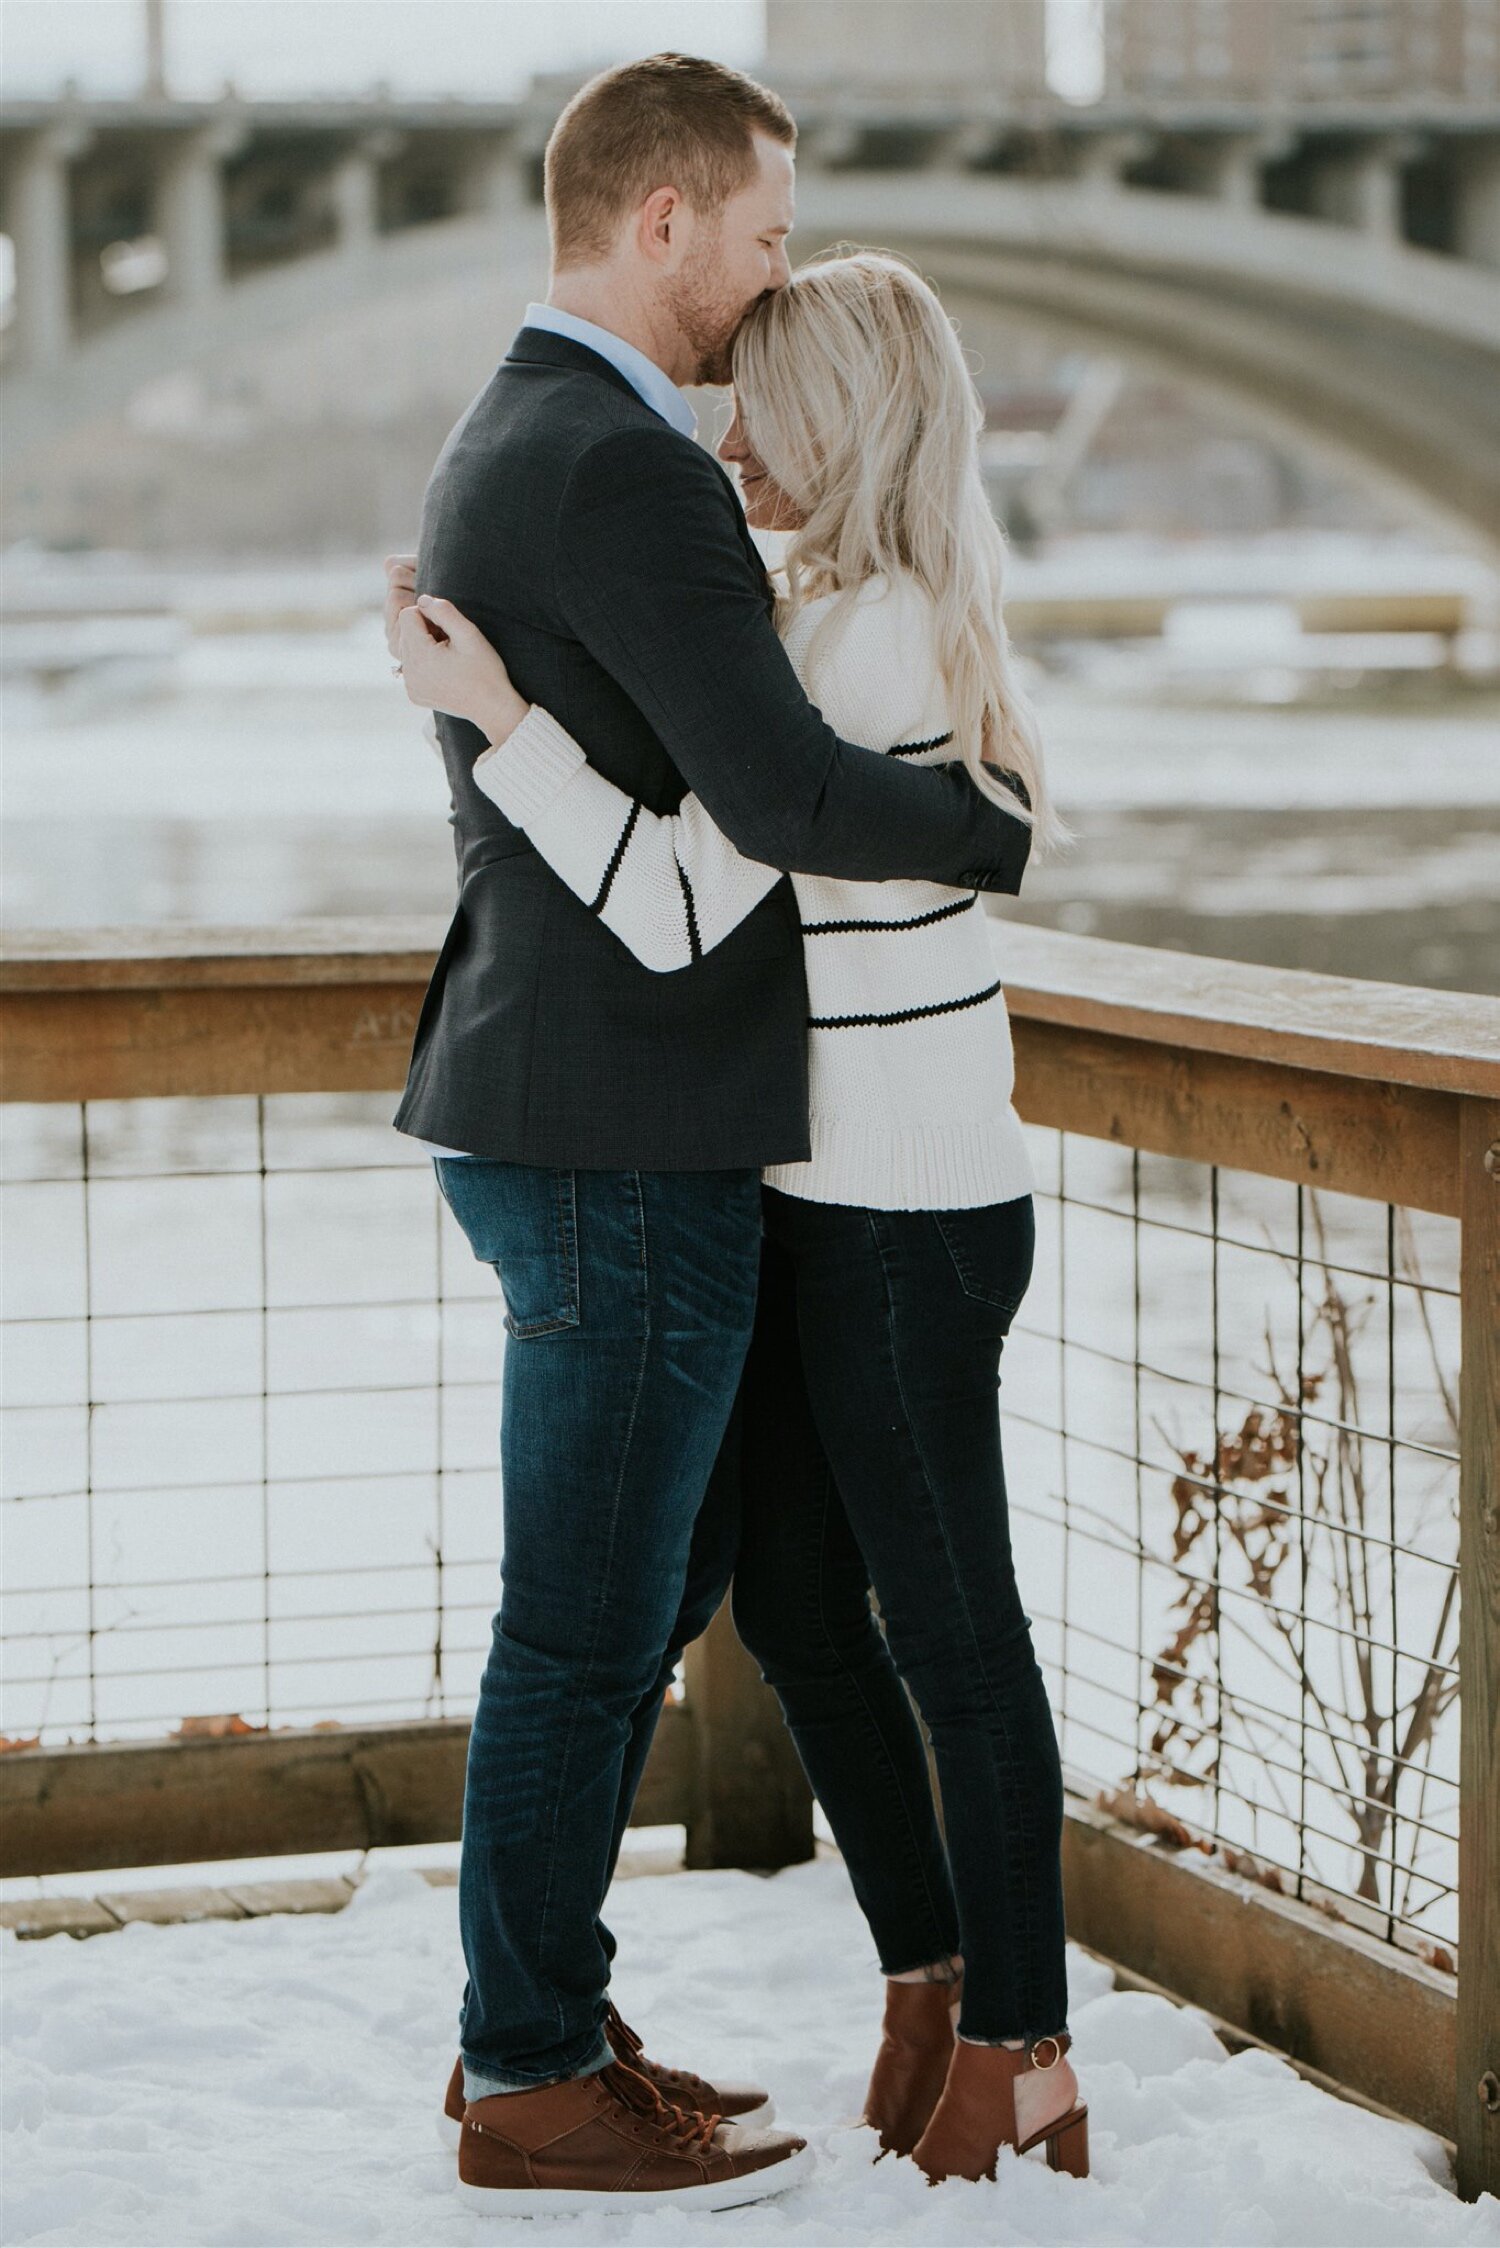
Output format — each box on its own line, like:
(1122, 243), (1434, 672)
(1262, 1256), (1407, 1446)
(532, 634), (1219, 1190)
(731, 250), (1058, 849)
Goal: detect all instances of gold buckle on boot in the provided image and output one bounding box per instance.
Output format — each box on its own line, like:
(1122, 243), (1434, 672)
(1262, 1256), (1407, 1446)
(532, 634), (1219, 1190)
(1029, 2036), (1063, 2070)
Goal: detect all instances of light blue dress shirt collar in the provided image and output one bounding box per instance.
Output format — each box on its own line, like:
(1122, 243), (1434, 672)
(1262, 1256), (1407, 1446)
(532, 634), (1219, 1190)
(522, 301), (697, 439)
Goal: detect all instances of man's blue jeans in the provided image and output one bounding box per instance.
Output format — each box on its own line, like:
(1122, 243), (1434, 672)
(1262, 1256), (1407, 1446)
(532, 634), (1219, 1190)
(434, 1158), (763, 2095)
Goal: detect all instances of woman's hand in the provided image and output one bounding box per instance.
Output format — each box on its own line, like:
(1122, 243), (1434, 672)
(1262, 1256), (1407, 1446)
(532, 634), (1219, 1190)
(395, 595), (531, 746)
(383, 554), (417, 657)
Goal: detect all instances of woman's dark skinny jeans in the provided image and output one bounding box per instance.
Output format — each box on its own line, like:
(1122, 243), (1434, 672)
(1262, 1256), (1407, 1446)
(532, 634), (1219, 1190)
(732, 1186), (1069, 2045)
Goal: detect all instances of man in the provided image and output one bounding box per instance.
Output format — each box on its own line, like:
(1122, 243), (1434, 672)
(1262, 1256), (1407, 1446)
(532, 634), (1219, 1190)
(390, 53), (1031, 2215)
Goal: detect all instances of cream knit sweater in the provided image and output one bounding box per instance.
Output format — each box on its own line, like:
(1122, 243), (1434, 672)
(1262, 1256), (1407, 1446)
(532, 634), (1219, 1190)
(470, 572), (1034, 1213)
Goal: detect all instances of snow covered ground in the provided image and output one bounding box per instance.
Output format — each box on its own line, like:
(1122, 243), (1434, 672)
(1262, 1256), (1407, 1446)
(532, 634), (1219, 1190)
(4, 1854), (1494, 2248)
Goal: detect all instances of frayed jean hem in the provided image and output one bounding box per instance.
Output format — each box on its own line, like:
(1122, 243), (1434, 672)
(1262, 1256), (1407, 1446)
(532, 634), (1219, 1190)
(462, 2028), (614, 2103)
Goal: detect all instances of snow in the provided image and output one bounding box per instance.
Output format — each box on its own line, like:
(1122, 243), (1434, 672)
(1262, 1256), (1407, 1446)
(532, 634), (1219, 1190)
(5, 1856), (1495, 2248)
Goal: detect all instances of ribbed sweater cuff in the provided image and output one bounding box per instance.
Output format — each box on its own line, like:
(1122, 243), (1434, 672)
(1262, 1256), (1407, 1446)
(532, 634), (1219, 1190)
(473, 706), (587, 827)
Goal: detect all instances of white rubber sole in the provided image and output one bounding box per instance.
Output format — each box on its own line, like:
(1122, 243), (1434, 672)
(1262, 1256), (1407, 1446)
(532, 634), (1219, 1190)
(440, 2097), (774, 2154)
(454, 2139), (813, 2216)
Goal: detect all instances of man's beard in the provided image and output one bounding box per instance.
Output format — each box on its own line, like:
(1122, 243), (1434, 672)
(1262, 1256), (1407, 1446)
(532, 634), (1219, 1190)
(666, 236), (762, 388)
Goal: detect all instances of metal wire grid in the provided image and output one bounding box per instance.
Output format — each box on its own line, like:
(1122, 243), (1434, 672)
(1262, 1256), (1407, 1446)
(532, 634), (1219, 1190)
(1, 1097), (1463, 1959)
(1007, 1125), (1461, 1960)
(3, 1094), (507, 1742)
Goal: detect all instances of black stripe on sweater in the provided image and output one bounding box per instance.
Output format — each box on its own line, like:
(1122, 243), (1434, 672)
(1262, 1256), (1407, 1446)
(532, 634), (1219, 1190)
(885, 730), (955, 759)
(808, 978), (1002, 1032)
(802, 894), (977, 938)
(590, 800), (641, 914)
(675, 854), (703, 964)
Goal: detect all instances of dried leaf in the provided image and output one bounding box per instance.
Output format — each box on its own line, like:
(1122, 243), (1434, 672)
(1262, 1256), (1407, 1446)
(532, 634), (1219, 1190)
(1096, 1787), (1201, 1850)
(172, 1713), (266, 1740)
(1220, 1846), (1285, 1893)
(0, 1734), (40, 1754)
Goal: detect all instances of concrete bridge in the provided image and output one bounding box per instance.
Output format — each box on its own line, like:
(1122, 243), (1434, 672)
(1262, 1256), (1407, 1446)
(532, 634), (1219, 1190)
(2, 89), (1499, 542)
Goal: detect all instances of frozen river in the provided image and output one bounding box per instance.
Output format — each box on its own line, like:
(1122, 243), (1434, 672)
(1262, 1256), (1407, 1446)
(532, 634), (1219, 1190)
(3, 579), (1498, 989)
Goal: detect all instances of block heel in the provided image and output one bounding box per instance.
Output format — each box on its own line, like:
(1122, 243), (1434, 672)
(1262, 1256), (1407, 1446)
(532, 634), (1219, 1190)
(1033, 2103), (1089, 2178)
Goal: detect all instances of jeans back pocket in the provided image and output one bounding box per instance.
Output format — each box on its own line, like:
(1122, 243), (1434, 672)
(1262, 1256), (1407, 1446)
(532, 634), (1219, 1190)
(435, 1159), (581, 1339)
(933, 1197), (1035, 1323)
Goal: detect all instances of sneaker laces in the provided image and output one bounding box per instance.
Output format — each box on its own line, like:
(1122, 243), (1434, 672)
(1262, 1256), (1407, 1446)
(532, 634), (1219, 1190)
(602, 2062), (721, 2154)
(605, 2005), (710, 2104)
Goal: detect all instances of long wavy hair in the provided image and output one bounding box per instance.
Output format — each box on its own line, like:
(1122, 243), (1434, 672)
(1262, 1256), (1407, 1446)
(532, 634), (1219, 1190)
(731, 249), (1059, 849)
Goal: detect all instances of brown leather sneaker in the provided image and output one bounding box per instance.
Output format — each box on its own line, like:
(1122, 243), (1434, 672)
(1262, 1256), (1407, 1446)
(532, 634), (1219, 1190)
(605, 2001), (772, 2123)
(913, 2033), (1089, 2184)
(438, 2007), (772, 2148)
(863, 1977), (960, 2156)
(455, 2060), (812, 2214)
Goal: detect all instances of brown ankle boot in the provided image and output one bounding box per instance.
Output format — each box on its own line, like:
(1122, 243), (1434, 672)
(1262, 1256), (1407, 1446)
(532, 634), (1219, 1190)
(456, 2060), (810, 2214)
(913, 2033), (1088, 2184)
(863, 1979), (960, 2156)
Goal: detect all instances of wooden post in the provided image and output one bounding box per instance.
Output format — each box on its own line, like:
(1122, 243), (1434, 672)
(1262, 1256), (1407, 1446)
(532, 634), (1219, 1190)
(683, 1603), (814, 1872)
(1457, 1098), (1500, 2200)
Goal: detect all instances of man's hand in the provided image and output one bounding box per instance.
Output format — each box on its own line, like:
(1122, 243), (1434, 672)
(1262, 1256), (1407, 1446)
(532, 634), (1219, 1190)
(384, 553), (418, 658)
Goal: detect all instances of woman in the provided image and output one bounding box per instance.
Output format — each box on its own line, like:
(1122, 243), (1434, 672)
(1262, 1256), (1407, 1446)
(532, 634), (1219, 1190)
(390, 252), (1086, 2188)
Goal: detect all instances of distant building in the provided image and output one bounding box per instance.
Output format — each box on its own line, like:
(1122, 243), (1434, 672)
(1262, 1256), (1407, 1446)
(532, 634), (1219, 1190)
(764, 0), (1049, 96)
(1103, 0), (1500, 105)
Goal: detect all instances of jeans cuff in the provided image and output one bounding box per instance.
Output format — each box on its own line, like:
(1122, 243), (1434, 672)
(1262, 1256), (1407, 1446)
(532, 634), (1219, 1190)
(957, 2025), (1069, 2051)
(462, 2027), (613, 2102)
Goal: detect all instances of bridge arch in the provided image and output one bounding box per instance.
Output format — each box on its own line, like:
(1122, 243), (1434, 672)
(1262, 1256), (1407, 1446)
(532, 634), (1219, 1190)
(3, 172), (1498, 549)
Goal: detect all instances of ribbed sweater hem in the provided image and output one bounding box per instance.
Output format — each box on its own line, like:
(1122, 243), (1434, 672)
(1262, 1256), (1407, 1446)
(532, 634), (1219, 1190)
(474, 707), (587, 825)
(762, 1110), (1034, 1213)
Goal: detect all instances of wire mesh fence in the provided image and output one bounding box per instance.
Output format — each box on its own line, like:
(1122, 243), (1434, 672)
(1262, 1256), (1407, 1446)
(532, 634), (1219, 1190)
(1, 1095), (1461, 1963)
(1007, 1127), (1461, 1967)
(2, 1093), (504, 1744)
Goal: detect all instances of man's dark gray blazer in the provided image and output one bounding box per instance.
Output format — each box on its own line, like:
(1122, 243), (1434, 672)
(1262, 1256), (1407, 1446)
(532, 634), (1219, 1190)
(396, 326), (1031, 1169)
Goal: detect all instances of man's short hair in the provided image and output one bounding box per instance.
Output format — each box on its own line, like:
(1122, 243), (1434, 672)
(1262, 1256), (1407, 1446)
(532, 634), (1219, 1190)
(545, 52), (796, 269)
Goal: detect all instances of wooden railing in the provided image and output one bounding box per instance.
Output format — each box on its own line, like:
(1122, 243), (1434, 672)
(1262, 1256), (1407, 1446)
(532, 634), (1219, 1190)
(3, 920), (1497, 2195)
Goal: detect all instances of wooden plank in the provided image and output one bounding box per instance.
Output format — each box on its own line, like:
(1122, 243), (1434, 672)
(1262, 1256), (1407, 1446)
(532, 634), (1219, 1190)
(0, 919), (445, 992)
(631, 1695), (701, 1831)
(1061, 1792), (1456, 2140)
(1456, 1097), (1500, 2201)
(96, 1884), (247, 1926)
(5, 922), (1497, 1100)
(0, 985), (429, 1102)
(1013, 1019), (1461, 1217)
(222, 1877), (356, 1917)
(999, 924), (1500, 1099)
(0, 1895), (122, 1940)
(1, 978), (1468, 1218)
(0, 1706), (699, 1879)
(1087, 1944), (1454, 2146)
(683, 1603), (815, 1873)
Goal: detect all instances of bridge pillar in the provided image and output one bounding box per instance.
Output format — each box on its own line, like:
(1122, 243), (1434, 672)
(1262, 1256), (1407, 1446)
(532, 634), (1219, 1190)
(1203, 129), (1295, 212)
(1456, 145), (1500, 270)
(1313, 134), (1422, 245)
(1353, 136), (1424, 244)
(9, 122), (91, 373)
(1073, 130), (1153, 191)
(158, 120), (247, 306)
(330, 130), (403, 253)
(468, 136), (525, 222)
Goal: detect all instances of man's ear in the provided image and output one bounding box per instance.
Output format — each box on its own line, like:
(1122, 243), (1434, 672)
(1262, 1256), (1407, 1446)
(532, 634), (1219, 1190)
(638, 185), (685, 268)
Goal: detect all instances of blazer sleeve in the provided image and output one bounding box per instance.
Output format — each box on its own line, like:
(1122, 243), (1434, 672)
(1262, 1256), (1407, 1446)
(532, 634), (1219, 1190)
(553, 426), (1031, 894)
(472, 706), (782, 974)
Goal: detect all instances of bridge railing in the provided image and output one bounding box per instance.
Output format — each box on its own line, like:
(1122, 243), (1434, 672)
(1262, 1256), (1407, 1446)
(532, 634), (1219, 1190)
(1, 920), (1496, 2196)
